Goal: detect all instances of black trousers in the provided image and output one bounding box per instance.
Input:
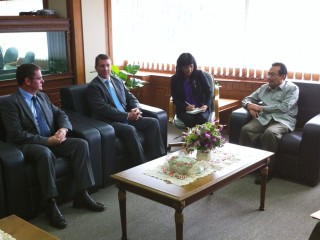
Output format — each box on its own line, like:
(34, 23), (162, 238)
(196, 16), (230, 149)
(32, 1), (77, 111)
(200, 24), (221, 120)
(111, 117), (166, 165)
(19, 138), (95, 199)
(177, 110), (210, 128)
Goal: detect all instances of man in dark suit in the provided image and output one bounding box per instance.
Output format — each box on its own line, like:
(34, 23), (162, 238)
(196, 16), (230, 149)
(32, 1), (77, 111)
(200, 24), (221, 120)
(0, 64), (105, 229)
(87, 54), (166, 165)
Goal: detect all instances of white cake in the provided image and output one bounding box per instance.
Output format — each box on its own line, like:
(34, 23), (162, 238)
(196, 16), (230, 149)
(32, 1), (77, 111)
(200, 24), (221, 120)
(0, 229), (16, 240)
(167, 155), (196, 175)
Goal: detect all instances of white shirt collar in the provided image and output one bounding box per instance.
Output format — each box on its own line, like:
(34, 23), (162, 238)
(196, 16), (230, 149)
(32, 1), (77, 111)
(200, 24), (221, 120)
(97, 75), (111, 83)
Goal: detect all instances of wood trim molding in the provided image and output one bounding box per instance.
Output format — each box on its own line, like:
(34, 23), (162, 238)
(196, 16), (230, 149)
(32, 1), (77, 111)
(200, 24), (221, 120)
(66, 0), (85, 84)
(105, 0), (113, 59)
(0, 16), (69, 32)
(43, 0), (49, 8)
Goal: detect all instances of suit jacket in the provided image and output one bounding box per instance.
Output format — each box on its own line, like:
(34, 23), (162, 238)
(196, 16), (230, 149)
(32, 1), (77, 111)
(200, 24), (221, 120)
(0, 91), (72, 146)
(87, 76), (140, 123)
(171, 70), (212, 114)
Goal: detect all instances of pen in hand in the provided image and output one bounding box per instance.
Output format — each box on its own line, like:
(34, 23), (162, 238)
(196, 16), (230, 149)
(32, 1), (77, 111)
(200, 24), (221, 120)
(185, 101), (195, 111)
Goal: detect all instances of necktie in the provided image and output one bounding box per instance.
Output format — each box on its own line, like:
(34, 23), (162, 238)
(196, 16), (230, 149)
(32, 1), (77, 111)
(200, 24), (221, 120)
(105, 80), (125, 112)
(32, 96), (51, 137)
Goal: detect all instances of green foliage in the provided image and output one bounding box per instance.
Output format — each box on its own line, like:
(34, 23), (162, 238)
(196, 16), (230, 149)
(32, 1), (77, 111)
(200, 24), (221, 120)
(124, 64), (140, 75)
(215, 81), (221, 89)
(111, 64), (147, 90)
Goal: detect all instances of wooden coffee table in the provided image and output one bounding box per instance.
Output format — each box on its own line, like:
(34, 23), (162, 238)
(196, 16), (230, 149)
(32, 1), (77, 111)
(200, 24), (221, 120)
(112, 143), (273, 240)
(0, 214), (58, 240)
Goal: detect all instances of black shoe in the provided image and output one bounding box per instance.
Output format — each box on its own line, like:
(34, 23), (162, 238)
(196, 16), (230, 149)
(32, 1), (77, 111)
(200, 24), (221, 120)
(73, 190), (105, 212)
(46, 198), (67, 229)
(255, 174), (273, 185)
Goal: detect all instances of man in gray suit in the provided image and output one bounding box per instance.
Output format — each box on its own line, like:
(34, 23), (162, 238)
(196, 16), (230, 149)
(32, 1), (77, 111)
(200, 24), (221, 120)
(87, 54), (166, 166)
(0, 64), (105, 229)
(239, 62), (299, 184)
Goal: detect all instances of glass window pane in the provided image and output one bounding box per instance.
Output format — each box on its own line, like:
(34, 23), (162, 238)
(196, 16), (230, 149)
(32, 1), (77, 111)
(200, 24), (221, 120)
(0, 31), (68, 80)
(0, 0), (43, 16)
(112, 0), (320, 74)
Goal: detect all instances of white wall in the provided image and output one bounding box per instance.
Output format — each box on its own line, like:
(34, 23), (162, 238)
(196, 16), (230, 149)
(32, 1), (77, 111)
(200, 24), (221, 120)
(48, 0), (67, 18)
(81, 0), (106, 83)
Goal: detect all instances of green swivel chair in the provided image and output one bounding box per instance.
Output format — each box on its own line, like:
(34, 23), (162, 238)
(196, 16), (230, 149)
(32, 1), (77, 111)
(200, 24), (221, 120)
(3, 47), (18, 65)
(23, 51), (35, 64)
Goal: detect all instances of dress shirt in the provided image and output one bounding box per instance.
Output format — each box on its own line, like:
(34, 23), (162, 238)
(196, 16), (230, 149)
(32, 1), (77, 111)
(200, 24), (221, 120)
(19, 88), (51, 134)
(241, 80), (299, 131)
(98, 76), (126, 112)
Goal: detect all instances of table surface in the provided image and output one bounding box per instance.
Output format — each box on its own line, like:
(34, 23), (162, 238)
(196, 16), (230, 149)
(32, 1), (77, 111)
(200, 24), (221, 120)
(112, 143), (273, 204)
(218, 98), (240, 111)
(0, 215), (59, 240)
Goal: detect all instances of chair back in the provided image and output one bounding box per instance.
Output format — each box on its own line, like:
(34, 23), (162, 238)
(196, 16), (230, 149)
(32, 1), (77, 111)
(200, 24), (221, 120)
(3, 47), (18, 64)
(23, 51), (35, 64)
(0, 95), (9, 141)
(293, 81), (320, 129)
(60, 84), (91, 116)
(202, 71), (217, 122)
(0, 46), (4, 69)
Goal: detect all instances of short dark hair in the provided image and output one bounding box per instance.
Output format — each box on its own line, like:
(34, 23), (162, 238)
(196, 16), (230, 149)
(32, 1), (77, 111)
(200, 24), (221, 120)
(95, 54), (110, 67)
(16, 63), (41, 86)
(272, 62), (287, 76)
(176, 53), (198, 75)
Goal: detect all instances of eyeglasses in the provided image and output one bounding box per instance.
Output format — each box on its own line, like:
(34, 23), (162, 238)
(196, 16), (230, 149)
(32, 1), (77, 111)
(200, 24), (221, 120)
(267, 72), (279, 77)
(31, 77), (43, 81)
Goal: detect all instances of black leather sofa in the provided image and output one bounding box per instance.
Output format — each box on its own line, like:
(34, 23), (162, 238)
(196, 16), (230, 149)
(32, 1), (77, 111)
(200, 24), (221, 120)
(0, 95), (105, 219)
(60, 84), (168, 184)
(0, 162), (5, 218)
(229, 80), (320, 186)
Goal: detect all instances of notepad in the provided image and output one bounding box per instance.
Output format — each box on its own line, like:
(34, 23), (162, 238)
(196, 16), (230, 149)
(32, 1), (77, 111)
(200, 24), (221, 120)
(186, 108), (205, 114)
(310, 210), (320, 219)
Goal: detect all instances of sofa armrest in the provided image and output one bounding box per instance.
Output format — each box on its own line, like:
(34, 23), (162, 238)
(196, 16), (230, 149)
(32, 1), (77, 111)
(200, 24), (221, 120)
(0, 156), (5, 218)
(229, 107), (252, 144)
(298, 113), (320, 186)
(0, 141), (30, 218)
(140, 103), (168, 150)
(63, 109), (117, 186)
(69, 120), (103, 188)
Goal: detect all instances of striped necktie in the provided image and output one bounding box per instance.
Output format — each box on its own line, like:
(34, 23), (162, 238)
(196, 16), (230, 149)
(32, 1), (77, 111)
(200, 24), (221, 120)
(105, 80), (125, 112)
(32, 96), (51, 137)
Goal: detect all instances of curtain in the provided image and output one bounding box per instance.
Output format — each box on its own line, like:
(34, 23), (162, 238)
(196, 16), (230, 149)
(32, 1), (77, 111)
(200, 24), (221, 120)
(0, 0), (42, 16)
(111, 0), (320, 74)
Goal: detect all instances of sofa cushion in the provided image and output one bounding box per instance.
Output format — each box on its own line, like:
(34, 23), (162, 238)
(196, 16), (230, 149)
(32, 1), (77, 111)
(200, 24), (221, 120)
(279, 131), (302, 155)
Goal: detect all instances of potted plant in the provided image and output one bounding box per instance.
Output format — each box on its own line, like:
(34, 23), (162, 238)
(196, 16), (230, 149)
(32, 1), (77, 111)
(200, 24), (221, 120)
(111, 64), (147, 90)
(183, 122), (225, 161)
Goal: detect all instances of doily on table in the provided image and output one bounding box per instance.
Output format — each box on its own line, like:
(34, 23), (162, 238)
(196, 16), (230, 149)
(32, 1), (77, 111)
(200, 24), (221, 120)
(144, 149), (241, 186)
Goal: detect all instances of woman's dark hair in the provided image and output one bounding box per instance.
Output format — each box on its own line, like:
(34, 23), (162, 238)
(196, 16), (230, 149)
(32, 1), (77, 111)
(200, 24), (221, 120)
(175, 53), (197, 77)
(16, 63), (41, 86)
(272, 62), (287, 76)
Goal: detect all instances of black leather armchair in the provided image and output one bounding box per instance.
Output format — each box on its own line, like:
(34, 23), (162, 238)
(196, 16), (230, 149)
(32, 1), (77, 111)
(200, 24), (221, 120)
(0, 95), (104, 219)
(60, 84), (168, 184)
(229, 81), (320, 186)
(0, 160), (5, 218)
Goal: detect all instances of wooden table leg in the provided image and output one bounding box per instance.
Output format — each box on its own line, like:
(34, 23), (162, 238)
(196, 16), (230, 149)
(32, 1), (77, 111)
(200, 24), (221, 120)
(175, 209), (184, 240)
(259, 163), (268, 211)
(118, 188), (127, 240)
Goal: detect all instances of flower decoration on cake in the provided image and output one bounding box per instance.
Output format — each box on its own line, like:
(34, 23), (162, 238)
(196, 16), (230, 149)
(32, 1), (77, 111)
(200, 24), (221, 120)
(183, 122), (225, 153)
(0, 229), (16, 240)
(162, 154), (210, 179)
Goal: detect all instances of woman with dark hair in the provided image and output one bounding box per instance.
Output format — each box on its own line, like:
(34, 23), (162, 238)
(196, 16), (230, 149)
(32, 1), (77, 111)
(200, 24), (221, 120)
(171, 53), (212, 128)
